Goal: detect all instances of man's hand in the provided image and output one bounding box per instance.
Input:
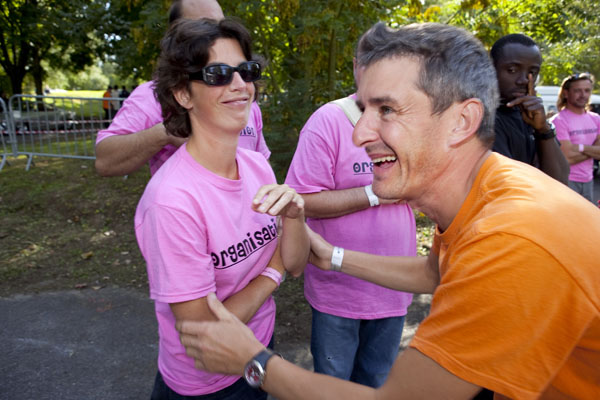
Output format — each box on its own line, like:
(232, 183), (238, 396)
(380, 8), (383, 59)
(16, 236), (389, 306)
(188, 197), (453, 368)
(176, 293), (265, 375)
(506, 73), (549, 133)
(307, 228), (334, 271)
(252, 184), (305, 219)
(165, 127), (188, 148)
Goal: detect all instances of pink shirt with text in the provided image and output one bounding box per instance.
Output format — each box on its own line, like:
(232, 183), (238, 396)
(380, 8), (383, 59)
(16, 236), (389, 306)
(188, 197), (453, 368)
(285, 98), (416, 319)
(553, 108), (600, 182)
(96, 81), (270, 175)
(135, 146), (277, 395)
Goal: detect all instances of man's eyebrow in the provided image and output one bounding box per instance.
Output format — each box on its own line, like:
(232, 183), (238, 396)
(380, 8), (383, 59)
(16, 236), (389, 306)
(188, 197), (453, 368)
(356, 95), (400, 111)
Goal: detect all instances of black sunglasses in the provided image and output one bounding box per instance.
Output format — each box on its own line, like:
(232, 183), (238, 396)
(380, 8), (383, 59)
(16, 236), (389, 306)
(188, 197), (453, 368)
(189, 61), (261, 86)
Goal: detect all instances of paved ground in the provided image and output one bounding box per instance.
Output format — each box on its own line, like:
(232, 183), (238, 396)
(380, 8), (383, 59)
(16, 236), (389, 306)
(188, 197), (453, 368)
(0, 287), (431, 400)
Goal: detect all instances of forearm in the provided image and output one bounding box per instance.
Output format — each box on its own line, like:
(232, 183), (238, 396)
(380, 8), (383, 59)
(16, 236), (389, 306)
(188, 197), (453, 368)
(171, 275), (278, 325)
(95, 124), (169, 176)
(582, 144), (600, 160)
(560, 141), (590, 165)
(303, 187), (370, 219)
(535, 139), (570, 184)
(338, 251), (438, 294)
(262, 357), (376, 400)
(280, 214), (310, 277)
(222, 275), (279, 324)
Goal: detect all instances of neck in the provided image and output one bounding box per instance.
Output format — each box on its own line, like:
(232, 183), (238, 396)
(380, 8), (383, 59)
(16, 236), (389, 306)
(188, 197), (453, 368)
(186, 123), (240, 180)
(566, 103), (586, 115)
(409, 142), (490, 232)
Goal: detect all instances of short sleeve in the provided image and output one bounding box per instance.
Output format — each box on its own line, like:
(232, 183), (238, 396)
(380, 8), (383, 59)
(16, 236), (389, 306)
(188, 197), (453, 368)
(552, 114), (570, 142)
(251, 103), (271, 159)
(96, 83), (162, 144)
(136, 205), (215, 303)
(285, 109), (338, 193)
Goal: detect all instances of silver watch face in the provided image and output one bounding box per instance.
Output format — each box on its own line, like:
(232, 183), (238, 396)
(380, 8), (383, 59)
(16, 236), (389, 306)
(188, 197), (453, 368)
(244, 360), (265, 388)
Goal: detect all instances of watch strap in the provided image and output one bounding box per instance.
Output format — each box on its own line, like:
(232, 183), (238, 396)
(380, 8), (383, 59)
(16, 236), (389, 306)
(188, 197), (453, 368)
(535, 122), (556, 140)
(244, 349), (281, 388)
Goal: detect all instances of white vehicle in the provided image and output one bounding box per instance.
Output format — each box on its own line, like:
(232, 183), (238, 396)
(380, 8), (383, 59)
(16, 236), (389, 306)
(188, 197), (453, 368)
(536, 85), (600, 115)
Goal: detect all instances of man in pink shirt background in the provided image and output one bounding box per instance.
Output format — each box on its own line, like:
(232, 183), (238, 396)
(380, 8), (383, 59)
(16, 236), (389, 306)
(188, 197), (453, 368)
(284, 39), (416, 387)
(552, 72), (600, 202)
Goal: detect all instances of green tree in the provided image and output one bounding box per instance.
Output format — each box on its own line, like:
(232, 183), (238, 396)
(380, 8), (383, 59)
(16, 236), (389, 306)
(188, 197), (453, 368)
(0, 0), (104, 95)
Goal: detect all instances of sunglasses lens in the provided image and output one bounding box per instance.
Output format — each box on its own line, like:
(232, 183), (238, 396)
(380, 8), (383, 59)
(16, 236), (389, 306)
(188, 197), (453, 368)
(203, 64), (235, 86)
(238, 62), (261, 82)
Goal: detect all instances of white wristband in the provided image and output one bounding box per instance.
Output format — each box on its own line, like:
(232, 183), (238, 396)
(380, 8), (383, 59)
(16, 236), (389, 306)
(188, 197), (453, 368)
(330, 247), (344, 272)
(579, 144), (584, 152)
(364, 184), (379, 207)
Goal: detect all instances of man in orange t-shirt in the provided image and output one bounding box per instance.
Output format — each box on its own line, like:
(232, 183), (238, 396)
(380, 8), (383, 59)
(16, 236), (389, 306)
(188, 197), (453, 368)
(170, 23), (600, 399)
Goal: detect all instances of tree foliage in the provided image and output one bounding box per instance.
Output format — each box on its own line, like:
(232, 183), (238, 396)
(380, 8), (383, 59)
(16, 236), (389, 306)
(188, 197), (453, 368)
(0, 0), (104, 95)
(1, 0), (599, 172)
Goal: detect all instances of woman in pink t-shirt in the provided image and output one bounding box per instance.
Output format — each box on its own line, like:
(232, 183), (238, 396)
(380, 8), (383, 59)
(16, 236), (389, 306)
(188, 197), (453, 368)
(135, 19), (308, 399)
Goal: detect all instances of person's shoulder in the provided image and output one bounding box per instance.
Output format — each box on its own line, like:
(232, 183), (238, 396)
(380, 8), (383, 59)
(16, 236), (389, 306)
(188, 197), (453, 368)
(238, 147), (269, 166)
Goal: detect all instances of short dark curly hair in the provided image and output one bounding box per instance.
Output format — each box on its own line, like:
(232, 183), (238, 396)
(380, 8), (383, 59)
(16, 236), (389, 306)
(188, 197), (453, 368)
(154, 18), (255, 138)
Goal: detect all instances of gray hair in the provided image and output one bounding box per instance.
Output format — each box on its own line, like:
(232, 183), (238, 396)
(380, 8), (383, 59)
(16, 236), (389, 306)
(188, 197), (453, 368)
(357, 22), (499, 147)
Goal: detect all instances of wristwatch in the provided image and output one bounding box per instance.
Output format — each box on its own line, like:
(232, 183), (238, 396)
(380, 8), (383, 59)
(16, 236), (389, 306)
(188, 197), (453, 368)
(243, 349), (280, 388)
(535, 121), (556, 140)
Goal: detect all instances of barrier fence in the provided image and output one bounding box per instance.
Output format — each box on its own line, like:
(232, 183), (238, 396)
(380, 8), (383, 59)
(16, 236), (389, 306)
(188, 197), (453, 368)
(0, 94), (122, 171)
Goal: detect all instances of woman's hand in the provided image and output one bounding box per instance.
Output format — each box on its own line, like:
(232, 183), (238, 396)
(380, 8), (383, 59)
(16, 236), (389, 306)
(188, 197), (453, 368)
(306, 227), (335, 271)
(252, 184), (304, 219)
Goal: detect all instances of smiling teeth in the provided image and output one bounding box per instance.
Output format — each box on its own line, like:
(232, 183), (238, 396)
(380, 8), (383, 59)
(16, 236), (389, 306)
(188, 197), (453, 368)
(372, 156), (397, 163)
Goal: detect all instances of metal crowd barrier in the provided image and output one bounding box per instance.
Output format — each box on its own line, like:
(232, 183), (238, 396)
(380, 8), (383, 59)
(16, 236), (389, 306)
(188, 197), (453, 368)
(0, 94), (122, 171)
(0, 98), (10, 170)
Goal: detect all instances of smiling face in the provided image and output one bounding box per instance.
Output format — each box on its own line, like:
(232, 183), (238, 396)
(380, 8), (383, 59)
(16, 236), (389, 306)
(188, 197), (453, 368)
(494, 43), (542, 103)
(354, 56), (453, 201)
(564, 78), (593, 111)
(179, 38), (255, 137)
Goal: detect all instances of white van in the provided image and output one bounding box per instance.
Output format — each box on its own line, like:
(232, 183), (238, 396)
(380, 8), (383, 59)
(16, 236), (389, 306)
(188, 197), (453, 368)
(536, 85), (600, 115)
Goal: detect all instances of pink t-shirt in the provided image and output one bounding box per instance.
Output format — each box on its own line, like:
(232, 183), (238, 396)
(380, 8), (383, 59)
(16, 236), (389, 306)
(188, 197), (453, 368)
(96, 81), (271, 175)
(135, 146), (277, 396)
(553, 109), (600, 182)
(285, 97), (416, 319)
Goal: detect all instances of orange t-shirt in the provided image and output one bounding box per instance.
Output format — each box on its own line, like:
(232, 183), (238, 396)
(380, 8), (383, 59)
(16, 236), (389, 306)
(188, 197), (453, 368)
(102, 91), (110, 110)
(411, 153), (600, 399)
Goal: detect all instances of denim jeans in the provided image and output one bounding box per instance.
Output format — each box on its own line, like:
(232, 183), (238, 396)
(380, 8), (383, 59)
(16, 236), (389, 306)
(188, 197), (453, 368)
(150, 371), (268, 400)
(310, 307), (405, 388)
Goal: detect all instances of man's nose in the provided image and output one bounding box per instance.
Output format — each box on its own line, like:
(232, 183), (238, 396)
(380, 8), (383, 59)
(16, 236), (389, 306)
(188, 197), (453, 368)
(353, 111), (378, 147)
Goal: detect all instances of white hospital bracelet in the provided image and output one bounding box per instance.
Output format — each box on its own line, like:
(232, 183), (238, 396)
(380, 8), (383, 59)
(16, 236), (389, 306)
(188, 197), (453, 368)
(364, 184), (379, 207)
(579, 144), (584, 152)
(330, 246), (344, 272)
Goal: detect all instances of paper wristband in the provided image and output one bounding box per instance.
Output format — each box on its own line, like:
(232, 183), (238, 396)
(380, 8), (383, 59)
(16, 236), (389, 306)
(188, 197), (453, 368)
(331, 246), (344, 272)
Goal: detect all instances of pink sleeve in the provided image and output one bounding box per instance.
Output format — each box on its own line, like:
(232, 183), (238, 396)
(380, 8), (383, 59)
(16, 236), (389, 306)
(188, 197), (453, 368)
(553, 115), (570, 142)
(285, 110), (337, 193)
(251, 102), (271, 159)
(96, 82), (163, 145)
(136, 205), (216, 303)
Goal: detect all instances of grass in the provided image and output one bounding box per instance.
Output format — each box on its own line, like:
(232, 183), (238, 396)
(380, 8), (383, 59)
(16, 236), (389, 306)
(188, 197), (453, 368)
(0, 157), (435, 299)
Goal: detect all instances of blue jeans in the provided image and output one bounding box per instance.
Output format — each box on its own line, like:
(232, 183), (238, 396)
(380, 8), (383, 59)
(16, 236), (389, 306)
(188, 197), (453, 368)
(150, 371), (267, 400)
(310, 307), (405, 388)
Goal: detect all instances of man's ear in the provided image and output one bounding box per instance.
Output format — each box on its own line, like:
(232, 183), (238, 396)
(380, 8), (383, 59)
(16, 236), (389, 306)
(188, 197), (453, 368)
(448, 98), (484, 147)
(173, 88), (192, 110)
